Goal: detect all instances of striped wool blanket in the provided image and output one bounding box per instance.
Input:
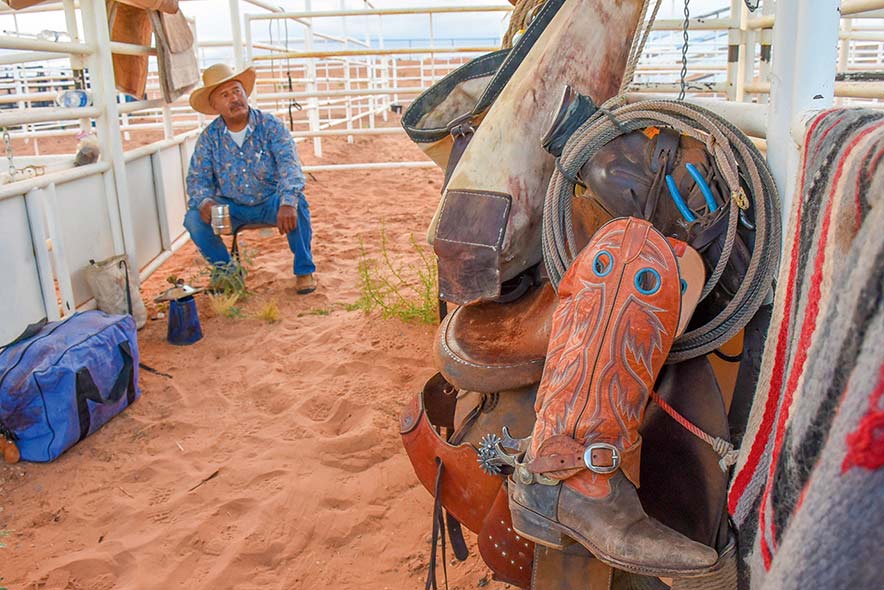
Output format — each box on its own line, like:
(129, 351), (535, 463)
(727, 108), (884, 589)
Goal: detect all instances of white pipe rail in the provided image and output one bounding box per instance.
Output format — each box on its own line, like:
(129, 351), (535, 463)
(251, 46), (497, 61)
(0, 51), (69, 65)
(0, 34), (92, 54)
(247, 6), (513, 20)
(0, 160), (109, 202)
(0, 106), (99, 126)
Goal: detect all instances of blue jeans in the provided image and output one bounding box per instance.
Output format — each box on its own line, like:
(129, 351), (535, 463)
(184, 194), (315, 276)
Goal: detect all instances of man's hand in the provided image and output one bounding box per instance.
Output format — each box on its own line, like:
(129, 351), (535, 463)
(199, 199), (218, 224)
(277, 204), (298, 235)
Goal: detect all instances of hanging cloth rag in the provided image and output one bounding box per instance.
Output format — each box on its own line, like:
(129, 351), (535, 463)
(149, 8), (199, 103)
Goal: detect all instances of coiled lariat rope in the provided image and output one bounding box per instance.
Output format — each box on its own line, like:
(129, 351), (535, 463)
(542, 98), (781, 361)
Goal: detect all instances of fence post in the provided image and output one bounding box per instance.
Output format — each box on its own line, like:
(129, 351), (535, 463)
(766, 0), (840, 232)
(304, 0), (322, 157)
(229, 0), (245, 70)
(81, 0), (138, 262)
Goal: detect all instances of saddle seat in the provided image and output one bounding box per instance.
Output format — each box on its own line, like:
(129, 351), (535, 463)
(434, 281), (557, 394)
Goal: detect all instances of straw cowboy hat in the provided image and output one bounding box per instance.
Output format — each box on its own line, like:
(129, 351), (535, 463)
(189, 63), (257, 115)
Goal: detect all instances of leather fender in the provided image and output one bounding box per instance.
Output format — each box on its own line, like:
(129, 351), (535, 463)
(400, 374), (504, 533)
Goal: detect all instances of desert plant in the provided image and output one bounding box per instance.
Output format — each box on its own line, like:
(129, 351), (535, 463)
(256, 301), (281, 323)
(208, 291), (242, 319)
(353, 229), (438, 324)
(205, 259), (249, 299)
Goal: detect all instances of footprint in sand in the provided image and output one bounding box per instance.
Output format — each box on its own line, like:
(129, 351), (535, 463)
(149, 488), (172, 506)
(149, 509), (173, 524)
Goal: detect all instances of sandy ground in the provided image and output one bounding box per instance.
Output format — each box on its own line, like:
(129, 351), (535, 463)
(0, 128), (511, 589)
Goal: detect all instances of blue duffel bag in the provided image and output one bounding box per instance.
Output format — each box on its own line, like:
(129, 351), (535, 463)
(0, 310), (140, 462)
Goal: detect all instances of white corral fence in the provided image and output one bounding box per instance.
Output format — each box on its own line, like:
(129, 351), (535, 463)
(0, 0), (883, 344)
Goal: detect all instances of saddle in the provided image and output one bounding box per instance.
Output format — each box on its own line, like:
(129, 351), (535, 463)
(429, 0), (646, 305)
(400, 4), (777, 589)
(435, 280), (555, 394)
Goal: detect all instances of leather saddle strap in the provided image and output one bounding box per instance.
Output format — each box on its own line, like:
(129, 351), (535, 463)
(426, 461), (448, 590)
(527, 434), (642, 488)
(644, 128), (681, 221)
(425, 459), (470, 590)
(446, 511), (469, 562)
(442, 114), (476, 192)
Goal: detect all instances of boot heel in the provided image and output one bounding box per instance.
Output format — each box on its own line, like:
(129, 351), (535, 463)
(509, 502), (571, 550)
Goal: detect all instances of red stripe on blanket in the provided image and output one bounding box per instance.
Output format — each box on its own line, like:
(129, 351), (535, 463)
(727, 112), (836, 514)
(758, 120), (884, 566)
(842, 360), (884, 473)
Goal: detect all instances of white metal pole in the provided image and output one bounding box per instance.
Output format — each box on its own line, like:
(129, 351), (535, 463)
(757, 0), (774, 105)
(766, 0), (840, 232)
(24, 188), (61, 321)
(229, 0), (245, 70)
(245, 13), (254, 65)
(304, 0), (322, 157)
(378, 13), (388, 122)
(150, 152), (172, 251)
(728, 0), (748, 102)
(81, 0), (138, 262)
(340, 0), (354, 142)
(366, 28), (375, 129)
(429, 13), (436, 82)
(62, 0), (90, 135)
(43, 183), (75, 316)
(839, 18), (852, 82)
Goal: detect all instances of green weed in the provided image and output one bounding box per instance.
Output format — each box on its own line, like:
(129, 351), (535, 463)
(352, 230), (438, 324)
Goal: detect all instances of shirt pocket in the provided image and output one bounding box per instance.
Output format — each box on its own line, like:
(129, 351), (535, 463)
(252, 147), (276, 188)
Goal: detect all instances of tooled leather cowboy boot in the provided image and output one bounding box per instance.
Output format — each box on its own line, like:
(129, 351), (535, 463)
(508, 217), (719, 578)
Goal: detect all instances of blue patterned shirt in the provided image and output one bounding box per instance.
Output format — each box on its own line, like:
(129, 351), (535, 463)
(186, 108), (305, 210)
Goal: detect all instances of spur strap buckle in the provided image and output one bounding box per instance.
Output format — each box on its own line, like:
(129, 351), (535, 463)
(583, 442), (620, 474)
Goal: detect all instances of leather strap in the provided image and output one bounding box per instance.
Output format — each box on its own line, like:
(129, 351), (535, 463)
(445, 511), (469, 562)
(442, 113), (477, 191)
(426, 460), (449, 590)
(527, 434), (643, 488)
(650, 127), (681, 174)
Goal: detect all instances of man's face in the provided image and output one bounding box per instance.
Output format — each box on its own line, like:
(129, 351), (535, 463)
(209, 80), (248, 119)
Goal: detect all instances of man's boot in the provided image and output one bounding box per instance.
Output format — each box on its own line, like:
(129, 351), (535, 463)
(508, 217), (719, 577)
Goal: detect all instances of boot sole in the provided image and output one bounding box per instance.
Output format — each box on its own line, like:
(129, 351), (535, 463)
(509, 495), (718, 578)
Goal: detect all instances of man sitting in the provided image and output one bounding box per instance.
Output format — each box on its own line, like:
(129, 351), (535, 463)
(184, 63), (316, 294)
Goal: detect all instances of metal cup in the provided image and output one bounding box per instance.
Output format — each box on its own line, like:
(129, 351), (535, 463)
(211, 204), (231, 235)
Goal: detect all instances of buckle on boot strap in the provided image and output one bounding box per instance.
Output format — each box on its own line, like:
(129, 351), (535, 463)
(583, 443), (620, 474)
(526, 435), (643, 488)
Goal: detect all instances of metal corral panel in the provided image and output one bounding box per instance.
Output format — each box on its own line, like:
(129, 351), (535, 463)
(126, 154), (164, 269)
(0, 196), (47, 343)
(158, 144), (188, 242)
(53, 174), (117, 307)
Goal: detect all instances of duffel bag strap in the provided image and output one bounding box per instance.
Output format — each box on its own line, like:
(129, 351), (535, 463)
(74, 341), (136, 442)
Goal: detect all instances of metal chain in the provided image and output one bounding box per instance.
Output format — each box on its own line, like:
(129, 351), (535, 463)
(678, 0), (690, 101)
(3, 128), (16, 180)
